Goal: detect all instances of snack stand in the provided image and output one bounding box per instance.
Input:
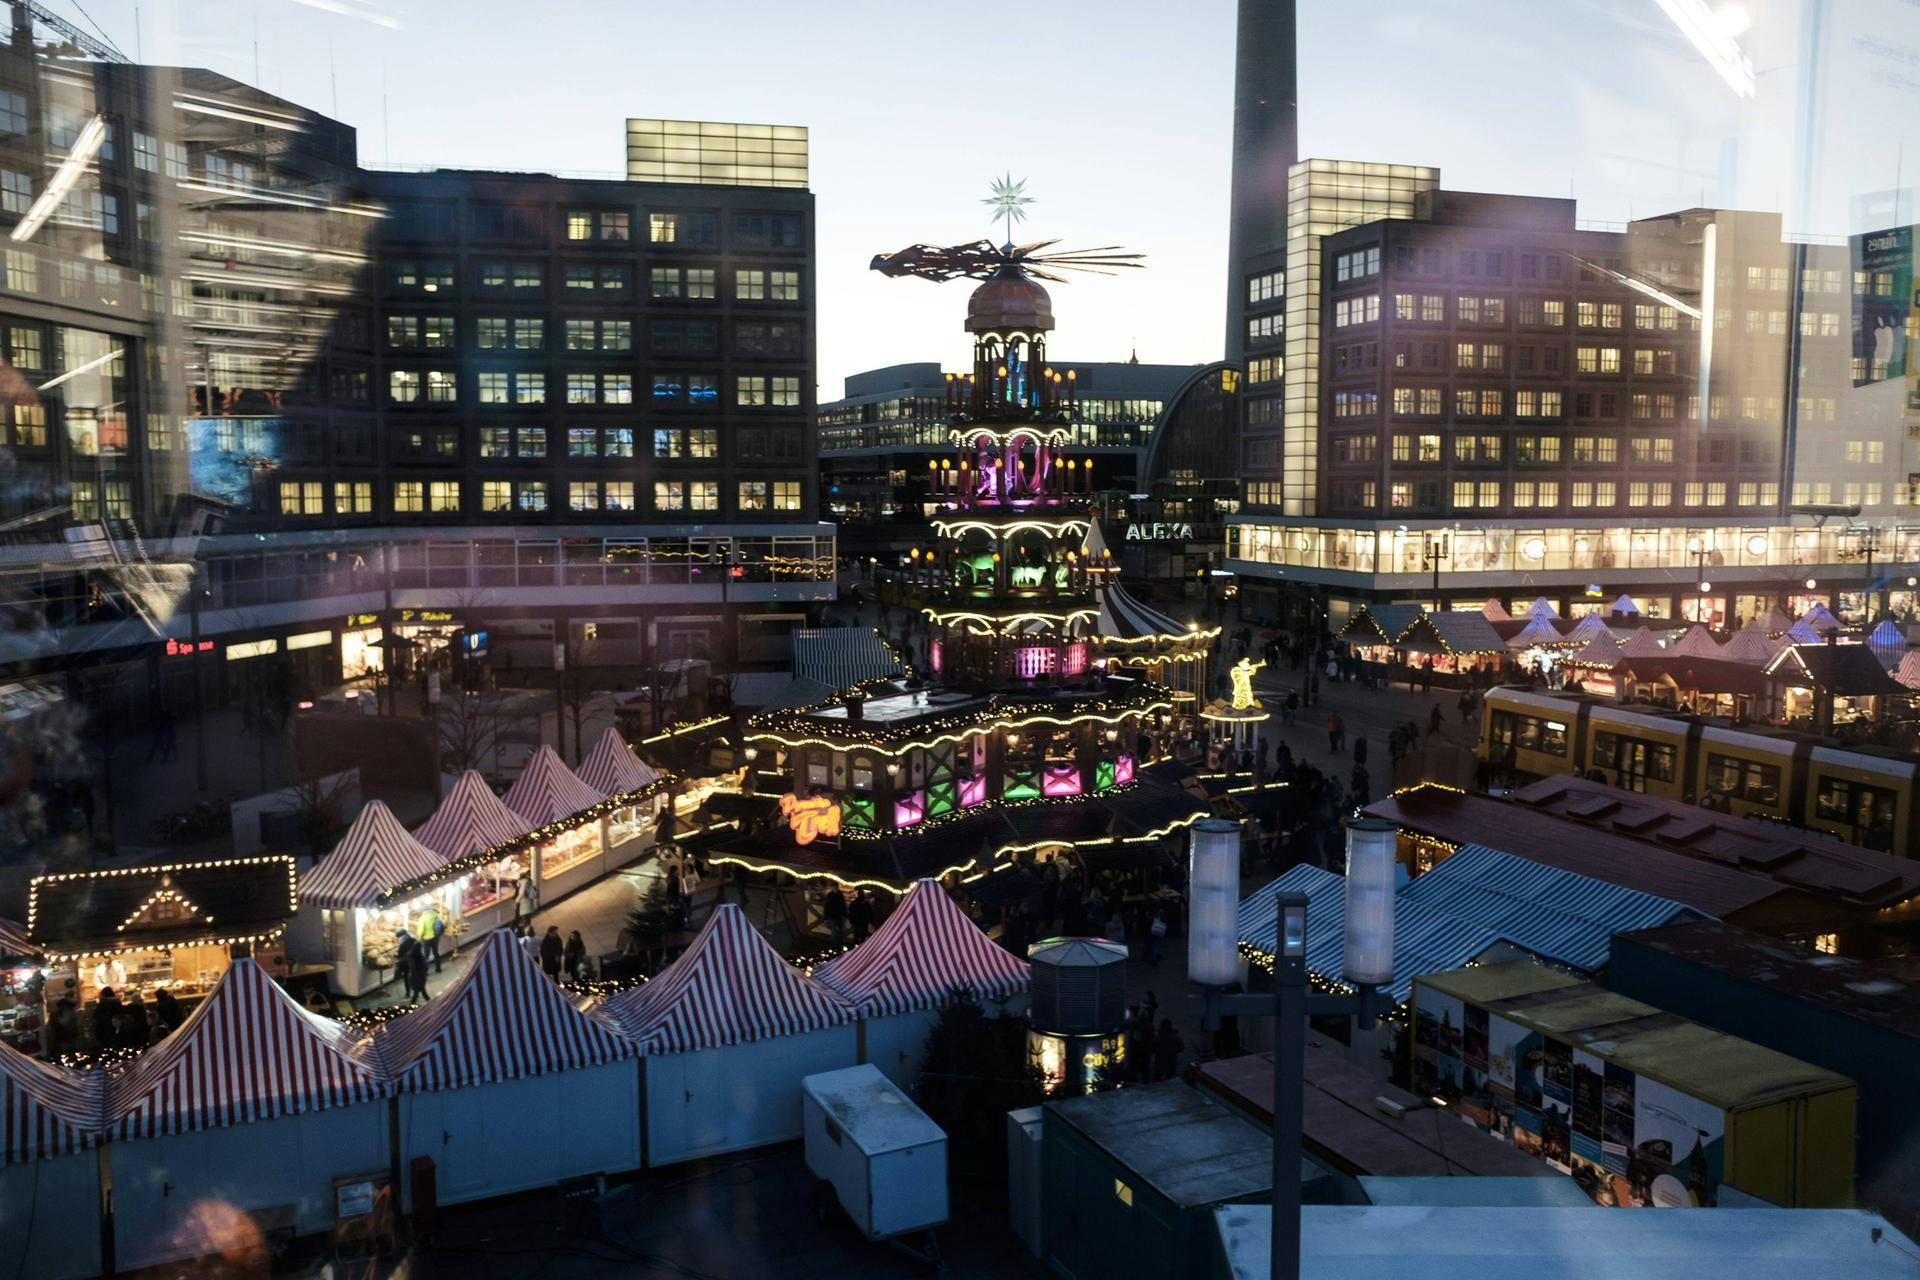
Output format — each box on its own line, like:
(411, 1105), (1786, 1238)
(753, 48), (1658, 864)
(411, 769), (536, 941)
(297, 800), (455, 998)
(576, 726), (669, 855)
(502, 745), (616, 903)
(26, 856), (297, 1048)
(0, 917), (43, 1055)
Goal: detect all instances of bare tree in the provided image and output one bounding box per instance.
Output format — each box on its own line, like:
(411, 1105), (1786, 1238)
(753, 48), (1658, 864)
(438, 686), (513, 779)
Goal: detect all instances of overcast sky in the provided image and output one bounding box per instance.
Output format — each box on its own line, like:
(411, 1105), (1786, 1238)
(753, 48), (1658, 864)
(87, 0), (1920, 393)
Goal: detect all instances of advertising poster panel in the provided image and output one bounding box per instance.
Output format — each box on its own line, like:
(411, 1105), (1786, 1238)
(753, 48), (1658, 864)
(1852, 225), (1914, 386)
(1487, 1012), (1542, 1153)
(1629, 1076), (1726, 1208)
(1412, 986), (1466, 1103)
(1540, 1037), (1573, 1172)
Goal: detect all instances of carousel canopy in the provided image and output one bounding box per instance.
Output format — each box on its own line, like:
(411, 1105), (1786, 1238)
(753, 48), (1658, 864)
(1564, 633), (1625, 668)
(793, 627), (900, 689)
(105, 959), (382, 1141)
(416, 770), (533, 863)
(576, 727), (662, 799)
(1608, 595), (1640, 616)
(1506, 616), (1566, 649)
(1722, 619), (1776, 665)
(501, 745), (605, 829)
(0, 1041), (102, 1164)
(0, 916), (33, 959)
(374, 931), (633, 1092)
(1618, 628), (1667, 659)
(1524, 597), (1558, 620)
(1667, 626), (1724, 660)
(1867, 620), (1906, 650)
(592, 904), (854, 1053)
(813, 878), (1029, 1017)
(1480, 598), (1512, 622)
(301, 800), (448, 910)
(1096, 578), (1196, 642)
(1799, 602), (1843, 634)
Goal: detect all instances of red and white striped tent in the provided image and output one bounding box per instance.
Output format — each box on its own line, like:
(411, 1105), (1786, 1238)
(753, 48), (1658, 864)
(595, 905), (855, 1053)
(813, 879), (1028, 1017)
(301, 799), (448, 909)
(414, 769), (533, 862)
(105, 959), (383, 1140)
(0, 916), (34, 959)
(0, 1042), (101, 1164)
(576, 727), (661, 800)
(375, 931), (633, 1091)
(501, 745), (605, 829)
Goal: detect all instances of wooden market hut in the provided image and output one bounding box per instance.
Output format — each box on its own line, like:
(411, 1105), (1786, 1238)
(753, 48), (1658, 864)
(501, 745), (617, 901)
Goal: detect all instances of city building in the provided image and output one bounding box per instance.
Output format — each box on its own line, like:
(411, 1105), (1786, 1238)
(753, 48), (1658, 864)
(1226, 177), (1920, 629)
(0, 8), (834, 744)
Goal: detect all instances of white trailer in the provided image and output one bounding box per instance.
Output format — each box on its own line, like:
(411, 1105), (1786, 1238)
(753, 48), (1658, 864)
(802, 1064), (949, 1261)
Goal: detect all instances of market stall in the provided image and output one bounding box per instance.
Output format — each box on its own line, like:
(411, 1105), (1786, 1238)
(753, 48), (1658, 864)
(813, 877), (1029, 1088)
(412, 770), (535, 940)
(103, 959), (388, 1274)
(26, 856), (297, 1053)
(296, 800), (456, 998)
(502, 745), (614, 903)
(382, 931), (638, 1206)
(1391, 610), (1510, 686)
(0, 916), (42, 1055)
(575, 726), (668, 856)
(594, 904), (857, 1167)
(0, 1042), (104, 1280)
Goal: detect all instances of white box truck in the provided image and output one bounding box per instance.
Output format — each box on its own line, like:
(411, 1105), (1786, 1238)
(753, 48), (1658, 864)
(802, 1064), (949, 1257)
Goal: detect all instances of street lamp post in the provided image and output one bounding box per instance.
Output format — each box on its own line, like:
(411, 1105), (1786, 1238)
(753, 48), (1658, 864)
(1421, 532), (1450, 609)
(1189, 817), (1399, 1280)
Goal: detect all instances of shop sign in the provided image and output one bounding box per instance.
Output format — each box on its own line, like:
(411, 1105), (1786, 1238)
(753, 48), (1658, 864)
(162, 638), (215, 658)
(226, 638), (280, 661)
(461, 630), (489, 657)
(286, 630), (334, 652)
(1583, 583), (1604, 599)
(780, 792), (840, 845)
(1124, 521), (1195, 542)
(345, 613), (378, 628)
(399, 609), (455, 624)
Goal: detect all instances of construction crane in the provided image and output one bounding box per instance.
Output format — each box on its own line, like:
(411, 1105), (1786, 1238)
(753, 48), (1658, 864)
(10, 0), (128, 63)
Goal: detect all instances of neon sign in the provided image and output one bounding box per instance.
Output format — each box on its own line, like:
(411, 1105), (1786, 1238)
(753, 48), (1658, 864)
(163, 639), (215, 657)
(780, 793), (841, 845)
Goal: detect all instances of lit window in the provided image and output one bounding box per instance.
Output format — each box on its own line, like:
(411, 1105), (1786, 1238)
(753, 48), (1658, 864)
(738, 481), (769, 511)
(482, 481), (513, 512)
(690, 481), (719, 511)
(428, 481), (460, 513)
(569, 482), (599, 512)
(393, 482), (424, 513)
(605, 481), (634, 511)
(773, 480), (801, 510)
(654, 480), (686, 511)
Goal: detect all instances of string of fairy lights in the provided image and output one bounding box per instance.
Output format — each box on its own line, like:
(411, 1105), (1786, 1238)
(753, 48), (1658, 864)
(26, 855), (300, 963)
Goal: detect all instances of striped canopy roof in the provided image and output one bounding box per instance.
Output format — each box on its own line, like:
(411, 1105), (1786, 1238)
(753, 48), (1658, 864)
(1867, 619), (1906, 649)
(501, 745), (605, 828)
(1784, 618), (1823, 645)
(301, 800), (448, 909)
(813, 879), (1029, 1017)
(593, 905), (854, 1053)
(1567, 613), (1613, 642)
(1898, 650), (1920, 691)
(576, 727), (661, 799)
(1799, 602), (1842, 633)
(1619, 627), (1667, 658)
(1564, 633), (1624, 668)
(1506, 616), (1566, 649)
(1608, 595), (1640, 616)
(415, 770), (532, 862)
(1722, 619), (1776, 665)
(1095, 579), (1194, 642)
(0, 916), (33, 959)
(1480, 598), (1511, 622)
(105, 959), (382, 1141)
(374, 931), (633, 1092)
(1668, 626), (1724, 659)
(0, 1042), (101, 1164)
(792, 627), (901, 689)
(1524, 597), (1558, 619)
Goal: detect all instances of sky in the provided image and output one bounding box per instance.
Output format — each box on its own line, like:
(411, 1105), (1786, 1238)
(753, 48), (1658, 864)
(79, 0), (1920, 395)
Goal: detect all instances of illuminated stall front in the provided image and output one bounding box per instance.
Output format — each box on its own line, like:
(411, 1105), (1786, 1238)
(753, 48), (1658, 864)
(27, 857), (298, 1047)
(413, 769), (536, 933)
(575, 726), (670, 853)
(0, 919), (42, 1055)
(298, 800), (458, 997)
(502, 744), (621, 901)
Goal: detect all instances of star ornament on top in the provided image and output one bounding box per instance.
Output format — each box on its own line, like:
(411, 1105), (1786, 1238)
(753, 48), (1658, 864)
(983, 173), (1034, 245)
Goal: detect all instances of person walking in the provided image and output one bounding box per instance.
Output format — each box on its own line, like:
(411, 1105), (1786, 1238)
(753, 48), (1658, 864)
(539, 925), (565, 981)
(514, 873), (539, 931)
(396, 928), (425, 1001)
(417, 903), (446, 974)
(1428, 703), (1444, 738)
(1152, 1019), (1186, 1083)
(121, 994), (151, 1050)
(563, 929), (587, 981)
(1326, 711), (1340, 754)
(822, 886), (848, 948)
(1353, 735), (1367, 767)
(848, 888), (875, 943)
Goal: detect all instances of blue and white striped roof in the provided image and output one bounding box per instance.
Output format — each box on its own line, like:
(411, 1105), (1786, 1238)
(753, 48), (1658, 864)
(792, 627), (901, 689)
(1095, 579), (1192, 641)
(1237, 845), (1705, 1002)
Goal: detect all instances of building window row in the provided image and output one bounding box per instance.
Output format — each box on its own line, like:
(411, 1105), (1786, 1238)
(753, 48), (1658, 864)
(391, 369), (802, 407)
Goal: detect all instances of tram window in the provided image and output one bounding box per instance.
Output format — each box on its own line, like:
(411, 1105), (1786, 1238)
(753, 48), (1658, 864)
(1707, 754), (1780, 805)
(1492, 710), (1566, 757)
(1817, 777), (1898, 845)
(1596, 732), (1675, 782)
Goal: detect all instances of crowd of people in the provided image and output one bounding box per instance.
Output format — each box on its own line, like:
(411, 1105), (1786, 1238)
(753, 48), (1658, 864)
(41, 985), (187, 1058)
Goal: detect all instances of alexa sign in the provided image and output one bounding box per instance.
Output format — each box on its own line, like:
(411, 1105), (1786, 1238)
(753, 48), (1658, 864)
(1124, 522), (1194, 542)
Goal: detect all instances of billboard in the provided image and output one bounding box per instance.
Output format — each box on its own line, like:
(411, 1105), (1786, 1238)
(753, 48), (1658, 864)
(1411, 988), (1730, 1208)
(1851, 225), (1914, 386)
(187, 417), (291, 508)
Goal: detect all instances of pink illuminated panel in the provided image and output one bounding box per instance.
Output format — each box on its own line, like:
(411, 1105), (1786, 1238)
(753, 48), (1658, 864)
(1062, 643), (1088, 676)
(894, 790), (924, 827)
(1043, 764), (1082, 797)
(959, 775), (987, 808)
(930, 639), (943, 673)
(1115, 755), (1134, 785)
(1013, 645), (1056, 679)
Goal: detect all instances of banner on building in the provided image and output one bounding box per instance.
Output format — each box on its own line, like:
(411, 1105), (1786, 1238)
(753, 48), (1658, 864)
(1851, 225), (1914, 386)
